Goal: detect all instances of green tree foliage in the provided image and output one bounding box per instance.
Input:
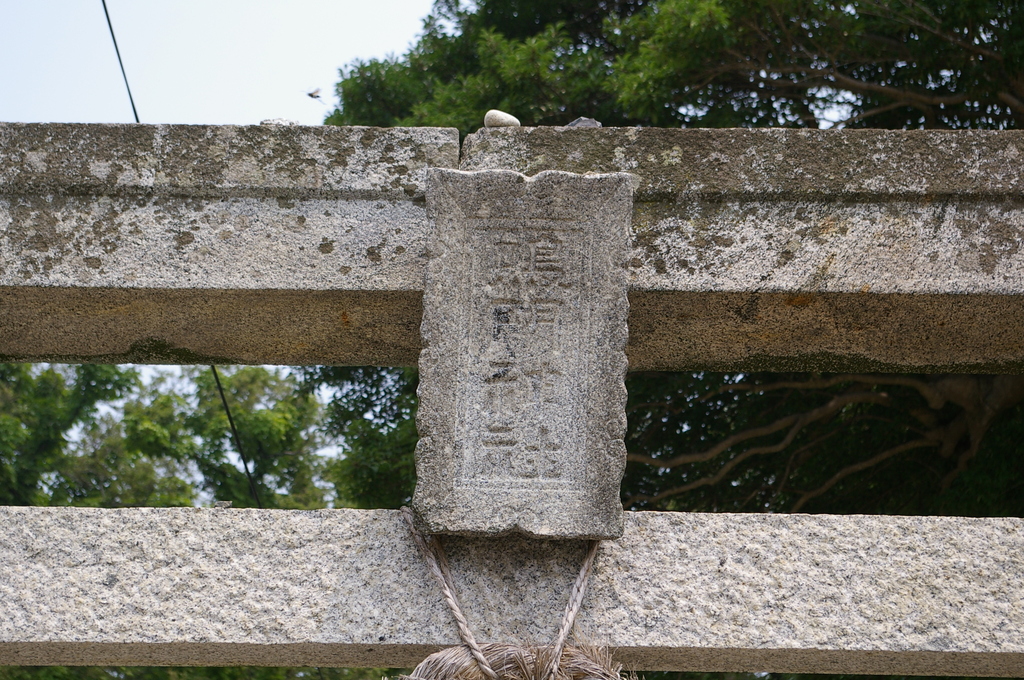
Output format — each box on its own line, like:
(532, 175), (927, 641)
(0, 365), (325, 510)
(0, 364), (136, 505)
(327, 0), (651, 132)
(613, 0), (1022, 128)
(329, 0), (1020, 134)
(298, 366), (419, 508)
(186, 367), (324, 509)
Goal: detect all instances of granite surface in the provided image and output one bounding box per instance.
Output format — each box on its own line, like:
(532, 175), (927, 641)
(0, 123), (458, 365)
(462, 127), (1024, 372)
(1, 507), (1022, 675)
(3, 124), (1024, 371)
(413, 170), (632, 538)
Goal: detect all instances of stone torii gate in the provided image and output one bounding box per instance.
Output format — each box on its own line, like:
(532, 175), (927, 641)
(1, 122), (1023, 676)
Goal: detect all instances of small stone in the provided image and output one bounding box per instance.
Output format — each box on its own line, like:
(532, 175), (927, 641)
(260, 118), (299, 126)
(213, 500), (233, 508)
(566, 117), (602, 128)
(484, 110), (521, 128)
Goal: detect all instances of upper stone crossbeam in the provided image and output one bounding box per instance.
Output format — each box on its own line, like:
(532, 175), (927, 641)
(3, 123), (1024, 372)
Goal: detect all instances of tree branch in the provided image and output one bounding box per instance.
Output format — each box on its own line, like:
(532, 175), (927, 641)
(827, 70), (971, 107)
(859, 0), (1004, 62)
(998, 91), (1024, 118)
(701, 374), (946, 410)
(834, 100), (910, 127)
(624, 391), (892, 505)
(626, 412), (800, 468)
(771, 427), (845, 501)
(791, 439), (937, 511)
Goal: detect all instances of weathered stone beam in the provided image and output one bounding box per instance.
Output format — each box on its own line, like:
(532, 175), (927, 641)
(1, 507), (1021, 675)
(4, 124), (1024, 371)
(464, 127), (1024, 372)
(0, 123), (457, 366)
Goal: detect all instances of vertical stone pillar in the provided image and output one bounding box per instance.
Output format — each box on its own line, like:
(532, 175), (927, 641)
(413, 169), (633, 539)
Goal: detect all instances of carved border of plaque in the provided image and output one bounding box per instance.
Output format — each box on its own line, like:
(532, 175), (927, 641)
(413, 169), (633, 539)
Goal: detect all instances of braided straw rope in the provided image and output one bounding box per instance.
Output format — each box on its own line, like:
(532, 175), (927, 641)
(540, 539), (600, 680)
(401, 507), (617, 680)
(402, 507), (499, 680)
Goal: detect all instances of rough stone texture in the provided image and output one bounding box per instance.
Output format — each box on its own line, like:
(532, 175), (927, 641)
(1, 507), (1022, 675)
(0, 123), (458, 364)
(0, 123), (459, 199)
(413, 170), (631, 538)
(460, 127), (1024, 196)
(463, 127), (1024, 371)
(1, 288), (422, 365)
(4, 124), (1024, 371)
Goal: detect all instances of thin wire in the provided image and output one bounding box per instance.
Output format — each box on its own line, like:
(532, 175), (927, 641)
(100, 0), (139, 123)
(212, 365), (263, 508)
(99, 4), (266, 514)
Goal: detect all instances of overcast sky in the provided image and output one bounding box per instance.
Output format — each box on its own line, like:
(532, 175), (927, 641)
(1, 0), (435, 126)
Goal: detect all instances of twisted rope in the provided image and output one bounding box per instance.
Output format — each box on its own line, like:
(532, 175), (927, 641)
(541, 539), (600, 680)
(402, 507), (499, 680)
(402, 507), (603, 680)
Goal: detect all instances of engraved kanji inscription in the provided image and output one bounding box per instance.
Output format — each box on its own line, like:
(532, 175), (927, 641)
(463, 225), (581, 485)
(414, 169), (633, 539)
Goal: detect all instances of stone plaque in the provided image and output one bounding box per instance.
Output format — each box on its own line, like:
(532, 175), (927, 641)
(413, 169), (633, 538)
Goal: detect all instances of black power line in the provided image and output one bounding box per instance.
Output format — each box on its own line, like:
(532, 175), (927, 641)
(100, 0), (139, 124)
(212, 366), (264, 509)
(101, 3), (266, 511)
